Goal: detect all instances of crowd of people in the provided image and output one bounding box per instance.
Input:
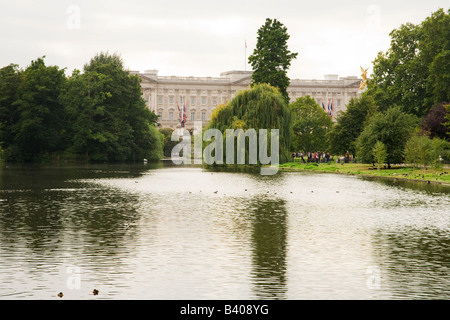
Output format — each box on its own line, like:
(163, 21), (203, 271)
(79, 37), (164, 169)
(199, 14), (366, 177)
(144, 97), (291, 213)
(291, 151), (354, 164)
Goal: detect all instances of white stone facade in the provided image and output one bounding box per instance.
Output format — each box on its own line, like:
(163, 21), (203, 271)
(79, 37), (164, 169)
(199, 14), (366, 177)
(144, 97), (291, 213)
(133, 70), (361, 129)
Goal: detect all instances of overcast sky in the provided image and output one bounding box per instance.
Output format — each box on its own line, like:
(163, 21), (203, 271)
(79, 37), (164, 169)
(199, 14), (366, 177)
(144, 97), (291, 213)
(0, 0), (448, 79)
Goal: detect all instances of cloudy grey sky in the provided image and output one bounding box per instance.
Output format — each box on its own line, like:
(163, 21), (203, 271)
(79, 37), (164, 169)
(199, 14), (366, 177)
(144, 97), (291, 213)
(0, 0), (448, 79)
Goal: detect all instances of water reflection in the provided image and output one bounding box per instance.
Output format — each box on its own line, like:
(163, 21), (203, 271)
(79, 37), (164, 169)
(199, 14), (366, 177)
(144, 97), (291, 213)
(361, 176), (450, 194)
(248, 197), (287, 299)
(372, 228), (450, 300)
(0, 163), (449, 299)
(0, 163), (153, 298)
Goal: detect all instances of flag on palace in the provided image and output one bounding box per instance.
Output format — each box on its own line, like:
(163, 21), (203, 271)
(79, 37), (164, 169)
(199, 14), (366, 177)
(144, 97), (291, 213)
(330, 98), (333, 118)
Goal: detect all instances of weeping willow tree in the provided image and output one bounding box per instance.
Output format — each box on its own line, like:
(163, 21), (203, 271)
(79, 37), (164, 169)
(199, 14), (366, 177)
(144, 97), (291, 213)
(205, 83), (292, 164)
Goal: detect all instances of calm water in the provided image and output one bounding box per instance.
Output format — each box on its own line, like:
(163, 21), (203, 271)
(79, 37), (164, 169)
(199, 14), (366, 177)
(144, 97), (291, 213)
(0, 162), (449, 300)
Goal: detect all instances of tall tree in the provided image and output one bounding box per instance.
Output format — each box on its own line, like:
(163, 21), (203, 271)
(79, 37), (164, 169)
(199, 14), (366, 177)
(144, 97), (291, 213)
(62, 52), (163, 162)
(0, 64), (23, 155)
(62, 69), (113, 160)
(9, 57), (67, 161)
(367, 8), (450, 118)
(421, 9), (450, 107)
(327, 94), (378, 157)
(248, 18), (298, 102)
(290, 96), (333, 153)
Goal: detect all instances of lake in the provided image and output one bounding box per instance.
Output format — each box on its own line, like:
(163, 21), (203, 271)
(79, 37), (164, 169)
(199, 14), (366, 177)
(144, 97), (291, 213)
(0, 162), (448, 299)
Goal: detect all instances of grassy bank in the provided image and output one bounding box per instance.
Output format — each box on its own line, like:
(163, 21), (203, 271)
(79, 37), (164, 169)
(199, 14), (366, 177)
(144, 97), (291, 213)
(279, 161), (450, 185)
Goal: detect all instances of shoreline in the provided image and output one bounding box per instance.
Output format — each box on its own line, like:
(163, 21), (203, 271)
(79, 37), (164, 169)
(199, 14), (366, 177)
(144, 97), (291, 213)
(278, 162), (450, 186)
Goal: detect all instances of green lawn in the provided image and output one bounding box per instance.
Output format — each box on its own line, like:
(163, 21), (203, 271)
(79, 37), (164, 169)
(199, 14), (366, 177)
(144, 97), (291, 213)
(279, 161), (450, 184)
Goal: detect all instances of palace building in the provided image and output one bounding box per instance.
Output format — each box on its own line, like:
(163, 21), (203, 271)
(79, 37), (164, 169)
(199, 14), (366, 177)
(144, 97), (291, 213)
(132, 70), (362, 129)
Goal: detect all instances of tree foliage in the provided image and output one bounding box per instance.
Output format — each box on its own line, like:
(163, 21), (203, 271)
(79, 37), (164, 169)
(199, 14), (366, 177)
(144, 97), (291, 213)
(372, 141), (387, 170)
(367, 8), (450, 118)
(289, 96), (333, 152)
(62, 52), (162, 162)
(206, 83), (292, 163)
(0, 58), (68, 161)
(0, 53), (163, 163)
(0, 64), (23, 154)
(327, 94), (377, 157)
(420, 102), (449, 140)
(404, 132), (449, 171)
(248, 18), (298, 102)
(356, 106), (418, 166)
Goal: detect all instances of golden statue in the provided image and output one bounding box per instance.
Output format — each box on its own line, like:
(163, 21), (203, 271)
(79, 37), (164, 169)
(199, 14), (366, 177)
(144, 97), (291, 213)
(360, 66), (369, 90)
(360, 66), (368, 80)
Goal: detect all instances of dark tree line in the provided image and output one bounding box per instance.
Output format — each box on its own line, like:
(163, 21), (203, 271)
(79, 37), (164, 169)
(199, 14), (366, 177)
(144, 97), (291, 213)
(0, 53), (163, 163)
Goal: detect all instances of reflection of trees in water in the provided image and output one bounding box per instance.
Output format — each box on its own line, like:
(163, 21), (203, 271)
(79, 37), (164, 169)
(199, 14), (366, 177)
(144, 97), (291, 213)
(372, 228), (450, 299)
(362, 176), (450, 194)
(0, 166), (145, 267)
(248, 197), (288, 299)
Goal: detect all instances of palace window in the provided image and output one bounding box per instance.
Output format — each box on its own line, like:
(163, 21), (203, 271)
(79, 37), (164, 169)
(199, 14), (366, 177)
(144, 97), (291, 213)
(158, 96), (163, 105)
(202, 97), (206, 105)
(169, 96), (174, 104)
(191, 97), (196, 106)
(202, 112), (206, 121)
(169, 112), (174, 120)
(191, 112), (195, 121)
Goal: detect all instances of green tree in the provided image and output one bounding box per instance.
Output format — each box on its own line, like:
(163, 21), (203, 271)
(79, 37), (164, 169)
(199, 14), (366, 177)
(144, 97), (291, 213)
(206, 83), (292, 163)
(367, 8), (450, 118)
(0, 64), (23, 155)
(356, 106), (418, 167)
(404, 132), (448, 173)
(372, 141), (387, 170)
(62, 69), (113, 160)
(421, 9), (450, 106)
(432, 137), (450, 165)
(248, 18), (298, 102)
(62, 52), (163, 162)
(290, 96), (333, 153)
(327, 94), (378, 157)
(8, 57), (67, 162)
(403, 130), (422, 168)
